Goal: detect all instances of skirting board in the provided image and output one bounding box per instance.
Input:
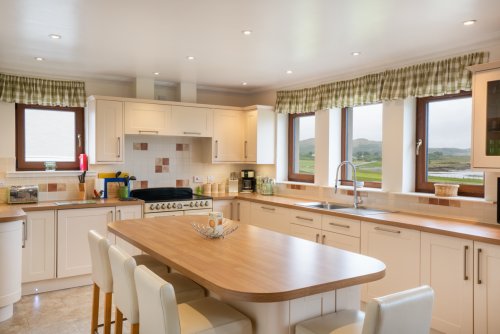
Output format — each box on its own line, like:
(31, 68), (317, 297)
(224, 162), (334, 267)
(22, 275), (92, 296)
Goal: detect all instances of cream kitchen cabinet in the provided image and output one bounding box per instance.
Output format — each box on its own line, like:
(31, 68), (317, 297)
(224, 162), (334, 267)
(114, 205), (143, 257)
(360, 222), (420, 302)
(124, 102), (170, 135)
(87, 97), (124, 163)
(469, 61), (500, 170)
(169, 105), (213, 137)
(474, 241), (500, 334)
(232, 200), (250, 224)
(211, 109), (245, 162)
(213, 200), (233, 220)
(249, 203), (289, 234)
(243, 106), (275, 164)
(22, 211), (56, 283)
(57, 207), (114, 278)
(421, 232), (473, 334)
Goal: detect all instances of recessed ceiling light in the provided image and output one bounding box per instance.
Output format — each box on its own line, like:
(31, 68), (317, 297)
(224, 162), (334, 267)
(48, 34), (61, 39)
(242, 30), (252, 36)
(153, 72), (160, 76)
(351, 52), (361, 56)
(242, 82), (248, 86)
(35, 57), (44, 61)
(286, 70), (293, 74)
(186, 56), (195, 61)
(463, 20), (477, 26)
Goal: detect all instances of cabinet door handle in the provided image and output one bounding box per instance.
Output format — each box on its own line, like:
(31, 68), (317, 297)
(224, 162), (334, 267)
(110, 210), (114, 222)
(230, 202), (233, 220)
(244, 140), (248, 159)
(322, 234), (326, 244)
(315, 233), (320, 243)
(117, 137), (121, 158)
(261, 206), (275, 211)
(215, 140), (219, 159)
(22, 220), (27, 248)
(477, 248), (482, 284)
(464, 245), (469, 280)
(139, 130), (159, 134)
(237, 202), (241, 221)
(329, 222), (350, 229)
(374, 226), (401, 234)
(117, 210), (121, 221)
(296, 216), (313, 222)
(183, 131), (201, 135)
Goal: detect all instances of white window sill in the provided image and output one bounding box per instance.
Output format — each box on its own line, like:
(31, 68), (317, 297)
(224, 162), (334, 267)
(6, 171), (97, 178)
(393, 191), (494, 204)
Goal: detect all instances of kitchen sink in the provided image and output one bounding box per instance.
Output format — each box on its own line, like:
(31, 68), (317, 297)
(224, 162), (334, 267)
(295, 202), (393, 216)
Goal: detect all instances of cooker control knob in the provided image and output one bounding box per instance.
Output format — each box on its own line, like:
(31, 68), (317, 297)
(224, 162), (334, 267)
(161, 203), (166, 209)
(177, 203), (182, 209)
(195, 201), (199, 207)
(166, 203), (171, 209)
(149, 204), (155, 210)
(204, 201), (209, 207)
(155, 204), (160, 210)
(190, 202), (194, 207)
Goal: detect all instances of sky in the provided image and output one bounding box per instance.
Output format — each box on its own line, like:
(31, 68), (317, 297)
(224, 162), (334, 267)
(299, 98), (472, 149)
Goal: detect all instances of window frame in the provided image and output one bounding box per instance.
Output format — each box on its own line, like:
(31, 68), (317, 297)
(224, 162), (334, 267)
(288, 112), (315, 183)
(15, 104), (85, 171)
(341, 106), (382, 189)
(415, 91), (484, 197)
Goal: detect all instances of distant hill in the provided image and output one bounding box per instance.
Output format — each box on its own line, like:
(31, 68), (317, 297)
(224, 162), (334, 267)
(298, 137), (470, 157)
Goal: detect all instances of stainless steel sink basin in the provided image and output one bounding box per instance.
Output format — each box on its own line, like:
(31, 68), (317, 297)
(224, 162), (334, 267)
(295, 202), (393, 216)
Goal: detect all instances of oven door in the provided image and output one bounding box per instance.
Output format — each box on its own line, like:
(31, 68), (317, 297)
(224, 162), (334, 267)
(185, 209), (211, 216)
(144, 211), (184, 218)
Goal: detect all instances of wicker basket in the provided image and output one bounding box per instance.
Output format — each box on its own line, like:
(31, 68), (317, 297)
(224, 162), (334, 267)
(434, 183), (459, 197)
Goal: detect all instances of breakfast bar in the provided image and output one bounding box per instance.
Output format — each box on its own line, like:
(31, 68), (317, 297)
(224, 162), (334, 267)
(108, 215), (386, 333)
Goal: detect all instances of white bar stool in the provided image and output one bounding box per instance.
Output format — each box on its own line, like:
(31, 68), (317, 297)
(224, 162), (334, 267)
(88, 230), (175, 334)
(295, 285), (434, 334)
(108, 245), (206, 334)
(134, 264), (252, 334)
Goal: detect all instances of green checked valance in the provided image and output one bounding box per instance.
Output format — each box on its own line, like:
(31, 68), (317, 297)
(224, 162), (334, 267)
(0, 73), (86, 107)
(275, 51), (489, 114)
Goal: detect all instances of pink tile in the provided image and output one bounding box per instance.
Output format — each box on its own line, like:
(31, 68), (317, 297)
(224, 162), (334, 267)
(155, 165), (162, 173)
(155, 158), (162, 165)
(141, 143), (148, 150)
(162, 158), (169, 166)
(449, 200), (461, 208)
(438, 199), (450, 206)
(429, 198), (439, 205)
(162, 166), (170, 173)
(176, 144), (183, 151)
(418, 197), (429, 204)
(183, 144), (190, 151)
(48, 183), (57, 192)
(38, 183), (48, 192)
(133, 143), (141, 150)
(57, 183), (66, 191)
(141, 181), (148, 188)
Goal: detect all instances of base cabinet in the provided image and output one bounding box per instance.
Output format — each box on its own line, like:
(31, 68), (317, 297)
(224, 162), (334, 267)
(213, 200), (234, 220)
(421, 233), (473, 334)
(22, 211), (56, 283)
(361, 222), (420, 302)
(57, 207), (114, 278)
(249, 203), (289, 234)
(474, 242), (500, 334)
(114, 205), (143, 257)
(232, 200), (250, 224)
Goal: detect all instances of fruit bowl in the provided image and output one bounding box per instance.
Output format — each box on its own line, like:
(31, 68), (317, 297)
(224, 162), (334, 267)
(191, 219), (238, 239)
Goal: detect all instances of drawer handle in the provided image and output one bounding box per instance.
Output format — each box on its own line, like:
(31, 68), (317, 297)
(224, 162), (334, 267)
(22, 220), (27, 248)
(322, 234), (326, 244)
(261, 206), (275, 211)
(464, 245), (469, 281)
(296, 216), (313, 222)
(329, 222), (350, 229)
(215, 140), (219, 159)
(183, 131), (201, 135)
(139, 130), (159, 134)
(374, 226), (401, 234)
(315, 233), (320, 243)
(477, 248), (482, 284)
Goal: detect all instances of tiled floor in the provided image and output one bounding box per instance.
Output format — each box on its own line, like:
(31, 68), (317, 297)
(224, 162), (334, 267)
(0, 285), (130, 334)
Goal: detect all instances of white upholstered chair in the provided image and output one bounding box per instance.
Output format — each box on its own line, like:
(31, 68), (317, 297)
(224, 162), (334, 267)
(108, 245), (206, 334)
(295, 285), (434, 334)
(88, 230), (172, 334)
(134, 264), (253, 334)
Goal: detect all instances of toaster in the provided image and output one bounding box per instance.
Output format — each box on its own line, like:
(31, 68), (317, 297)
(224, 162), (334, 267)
(8, 185), (39, 204)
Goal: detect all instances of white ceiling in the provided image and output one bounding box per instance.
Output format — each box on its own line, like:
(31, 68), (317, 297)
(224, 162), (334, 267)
(0, 0), (500, 92)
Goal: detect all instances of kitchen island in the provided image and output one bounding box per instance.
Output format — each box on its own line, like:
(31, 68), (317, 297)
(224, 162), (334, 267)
(108, 215), (385, 333)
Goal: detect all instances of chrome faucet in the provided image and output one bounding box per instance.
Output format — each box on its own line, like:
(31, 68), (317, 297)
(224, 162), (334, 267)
(334, 161), (363, 209)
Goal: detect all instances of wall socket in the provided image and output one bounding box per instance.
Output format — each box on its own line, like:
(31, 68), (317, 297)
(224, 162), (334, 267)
(193, 176), (203, 183)
(207, 175), (215, 183)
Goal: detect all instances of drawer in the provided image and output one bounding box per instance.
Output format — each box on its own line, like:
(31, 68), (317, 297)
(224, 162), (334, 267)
(321, 230), (360, 253)
(289, 209), (322, 229)
(290, 223), (321, 243)
(321, 215), (360, 237)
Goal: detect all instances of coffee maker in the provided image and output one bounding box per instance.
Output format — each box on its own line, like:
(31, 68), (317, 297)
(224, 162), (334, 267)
(240, 170), (256, 193)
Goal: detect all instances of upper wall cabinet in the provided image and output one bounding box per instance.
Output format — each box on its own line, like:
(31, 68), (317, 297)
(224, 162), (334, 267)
(169, 105), (213, 137)
(212, 109), (245, 162)
(470, 61), (500, 170)
(124, 102), (170, 135)
(244, 106), (275, 164)
(87, 97), (124, 164)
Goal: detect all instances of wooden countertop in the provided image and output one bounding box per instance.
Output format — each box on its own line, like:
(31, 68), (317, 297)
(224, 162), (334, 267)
(0, 198), (144, 223)
(108, 215), (386, 302)
(214, 193), (500, 245)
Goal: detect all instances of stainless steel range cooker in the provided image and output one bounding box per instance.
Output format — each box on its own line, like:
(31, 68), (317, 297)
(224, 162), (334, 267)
(130, 187), (213, 217)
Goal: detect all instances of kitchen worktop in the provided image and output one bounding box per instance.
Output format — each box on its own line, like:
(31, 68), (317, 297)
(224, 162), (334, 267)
(0, 198), (144, 223)
(212, 192), (500, 245)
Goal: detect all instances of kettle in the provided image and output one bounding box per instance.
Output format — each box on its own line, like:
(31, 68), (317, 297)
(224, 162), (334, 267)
(261, 178), (275, 196)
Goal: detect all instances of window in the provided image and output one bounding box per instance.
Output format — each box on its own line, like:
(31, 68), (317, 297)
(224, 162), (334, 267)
(342, 103), (383, 188)
(16, 104), (85, 171)
(288, 113), (315, 182)
(416, 92), (484, 197)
